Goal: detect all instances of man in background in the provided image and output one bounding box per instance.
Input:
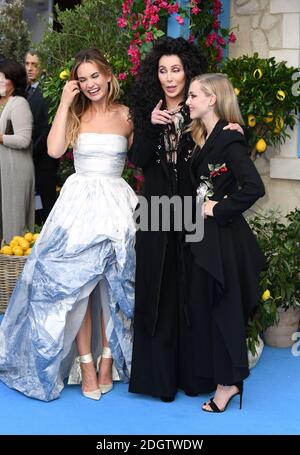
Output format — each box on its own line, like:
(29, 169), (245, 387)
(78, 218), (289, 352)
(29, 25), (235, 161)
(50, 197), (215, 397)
(25, 50), (58, 225)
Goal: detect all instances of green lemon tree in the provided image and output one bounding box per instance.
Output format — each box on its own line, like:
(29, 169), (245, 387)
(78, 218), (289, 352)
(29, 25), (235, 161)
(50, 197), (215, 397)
(222, 53), (300, 159)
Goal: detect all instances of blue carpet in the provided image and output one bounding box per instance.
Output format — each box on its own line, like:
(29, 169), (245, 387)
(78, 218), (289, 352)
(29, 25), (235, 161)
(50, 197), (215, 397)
(0, 315), (299, 435)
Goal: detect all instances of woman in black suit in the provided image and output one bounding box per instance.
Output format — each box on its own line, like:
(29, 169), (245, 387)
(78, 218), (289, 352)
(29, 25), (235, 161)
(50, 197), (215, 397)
(186, 73), (265, 412)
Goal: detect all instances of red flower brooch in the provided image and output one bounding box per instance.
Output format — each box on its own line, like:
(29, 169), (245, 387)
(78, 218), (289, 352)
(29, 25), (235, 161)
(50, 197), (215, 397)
(208, 162), (228, 178)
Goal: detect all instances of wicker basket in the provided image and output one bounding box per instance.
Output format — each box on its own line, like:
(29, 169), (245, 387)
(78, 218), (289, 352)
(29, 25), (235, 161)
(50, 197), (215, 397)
(0, 255), (27, 313)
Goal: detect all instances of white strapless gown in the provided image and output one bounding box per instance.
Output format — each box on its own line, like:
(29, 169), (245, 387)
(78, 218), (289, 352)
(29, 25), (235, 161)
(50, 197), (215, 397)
(0, 133), (138, 401)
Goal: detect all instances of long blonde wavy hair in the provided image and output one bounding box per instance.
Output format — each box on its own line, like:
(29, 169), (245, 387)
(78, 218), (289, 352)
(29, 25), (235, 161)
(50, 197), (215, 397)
(66, 48), (120, 146)
(189, 73), (244, 146)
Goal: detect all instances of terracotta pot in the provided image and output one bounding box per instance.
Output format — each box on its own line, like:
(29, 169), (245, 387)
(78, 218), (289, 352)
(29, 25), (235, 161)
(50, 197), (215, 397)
(264, 307), (300, 348)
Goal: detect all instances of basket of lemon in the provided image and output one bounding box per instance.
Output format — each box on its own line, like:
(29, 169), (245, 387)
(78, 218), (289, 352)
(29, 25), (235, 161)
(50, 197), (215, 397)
(0, 232), (39, 313)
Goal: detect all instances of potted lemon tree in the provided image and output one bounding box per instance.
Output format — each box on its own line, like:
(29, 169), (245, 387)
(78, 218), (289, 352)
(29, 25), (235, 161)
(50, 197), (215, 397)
(248, 209), (300, 351)
(222, 53), (300, 159)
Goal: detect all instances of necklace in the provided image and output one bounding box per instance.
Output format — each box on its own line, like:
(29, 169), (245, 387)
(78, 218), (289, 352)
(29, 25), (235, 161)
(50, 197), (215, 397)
(167, 101), (185, 116)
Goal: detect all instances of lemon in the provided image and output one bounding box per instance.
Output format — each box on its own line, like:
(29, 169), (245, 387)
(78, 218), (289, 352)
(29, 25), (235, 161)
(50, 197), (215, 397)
(12, 246), (24, 256)
(262, 290), (271, 301)
(25, 248), (32, 256)
(276, 90), (285, 101)
(10, 239), (19, 248)
(256, 138), (267, 153)
(12, 236), (23, 243)
(1, 245), (13, 255)
(263, 112), (273, 123)
(24, 232), (33, 242)
(253, 68), (262, 79)
(19, 239), (30, 251)
(274, 116), (284, 133)
(59, 70), (70, 81)
(33, 233), (40, 241)
(248, 114), (256, 127)
(234, 88), (240, 96)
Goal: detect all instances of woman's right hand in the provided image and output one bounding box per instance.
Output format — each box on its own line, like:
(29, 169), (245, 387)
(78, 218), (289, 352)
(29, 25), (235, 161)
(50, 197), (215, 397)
(151, 99), (172, 125)
(60, 80), (81, 108)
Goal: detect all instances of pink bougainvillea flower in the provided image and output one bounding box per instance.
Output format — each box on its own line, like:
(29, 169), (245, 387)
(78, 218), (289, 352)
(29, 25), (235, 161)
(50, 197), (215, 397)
(229, 32), (237, 43)
(117, 17), (127, 28)
(118, 72), (127, 81)
(175, 15), (185, 25)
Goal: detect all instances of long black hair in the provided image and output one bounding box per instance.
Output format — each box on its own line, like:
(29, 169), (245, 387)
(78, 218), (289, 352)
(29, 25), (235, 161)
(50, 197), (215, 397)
(129, 37), (207, 131)
(0, 59), (27, 97)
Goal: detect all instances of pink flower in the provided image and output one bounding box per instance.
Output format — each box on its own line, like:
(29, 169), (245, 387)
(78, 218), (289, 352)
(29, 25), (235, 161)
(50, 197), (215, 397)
(213, 19), (220, 29)
(167, 4), (179, 14)
(158, 0), (168, 8)
(191, 6), (200, 15)
(217, 36), (226, 46)
(215, 46), (223, 62)
(188, 34), (195, 43)
(229, 32), (237, 43)
(145, 31), (154, 42)
(118, 72), (127, 81)
(213, 0), (222, 15)
(117, 17), (127, 28)
(176, 15), (184, 25)
(122, 0), (133, 15)
(205, 32), (217, 47)
(134, 174), (145, 182)
(149, 14), (160, 25)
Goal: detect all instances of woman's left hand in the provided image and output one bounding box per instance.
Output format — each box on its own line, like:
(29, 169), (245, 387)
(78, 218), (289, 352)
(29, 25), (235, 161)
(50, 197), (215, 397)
(223, 123), (244, 135)
(202, 200), (218, 218)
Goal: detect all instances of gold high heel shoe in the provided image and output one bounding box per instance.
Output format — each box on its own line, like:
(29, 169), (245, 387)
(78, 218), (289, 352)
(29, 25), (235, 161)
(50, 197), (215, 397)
(79, 353), (101, 401)
(97, 347), (114, 394)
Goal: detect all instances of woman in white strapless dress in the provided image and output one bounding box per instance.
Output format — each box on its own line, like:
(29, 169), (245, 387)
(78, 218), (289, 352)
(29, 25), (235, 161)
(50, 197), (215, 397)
(0, 49), (137, 401)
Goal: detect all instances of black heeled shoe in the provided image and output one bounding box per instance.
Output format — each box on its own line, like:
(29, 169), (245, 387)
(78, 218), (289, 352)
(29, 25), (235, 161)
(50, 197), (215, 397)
(185, 392), (199, 397)
(160, 396), (175, 403)
(202, 381), (243, 413)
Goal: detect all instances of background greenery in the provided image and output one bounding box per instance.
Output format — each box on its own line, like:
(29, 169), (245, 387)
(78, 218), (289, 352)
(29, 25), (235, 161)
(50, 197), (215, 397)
(247, 208), (300, 354)
(0, 0), (31, 62)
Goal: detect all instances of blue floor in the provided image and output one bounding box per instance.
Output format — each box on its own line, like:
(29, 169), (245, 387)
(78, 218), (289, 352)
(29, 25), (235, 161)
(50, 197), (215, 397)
(0, 314), (299, 435)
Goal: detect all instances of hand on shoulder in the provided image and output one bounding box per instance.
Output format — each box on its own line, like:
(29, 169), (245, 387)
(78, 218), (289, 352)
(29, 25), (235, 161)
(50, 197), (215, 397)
(223, 123), (244, 135)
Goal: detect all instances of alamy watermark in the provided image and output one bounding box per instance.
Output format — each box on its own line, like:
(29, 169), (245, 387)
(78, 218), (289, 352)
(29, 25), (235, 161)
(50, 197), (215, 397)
(292, 71), (300, 97)
(291, 332), (300, 357)
(134, 195), (205, 242)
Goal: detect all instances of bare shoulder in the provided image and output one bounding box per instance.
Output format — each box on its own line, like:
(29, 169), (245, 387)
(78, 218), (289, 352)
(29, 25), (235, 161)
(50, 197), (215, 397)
(114, 103), (130, 119)
(112, 103), (133, 131)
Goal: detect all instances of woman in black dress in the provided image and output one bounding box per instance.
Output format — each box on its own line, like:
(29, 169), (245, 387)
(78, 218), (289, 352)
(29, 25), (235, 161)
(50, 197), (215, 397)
(186, 73), (265, 412)
(128, 37), (241, 402)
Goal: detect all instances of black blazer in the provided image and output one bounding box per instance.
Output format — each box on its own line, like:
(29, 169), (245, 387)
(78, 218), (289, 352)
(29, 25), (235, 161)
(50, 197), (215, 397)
(27, 84), (56, 171)
(191, 119), (265, 225)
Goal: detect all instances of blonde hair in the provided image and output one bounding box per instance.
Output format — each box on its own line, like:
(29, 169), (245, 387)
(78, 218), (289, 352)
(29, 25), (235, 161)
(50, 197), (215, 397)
(189, 73), (244, 146)
(66, 48), (120, 146)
